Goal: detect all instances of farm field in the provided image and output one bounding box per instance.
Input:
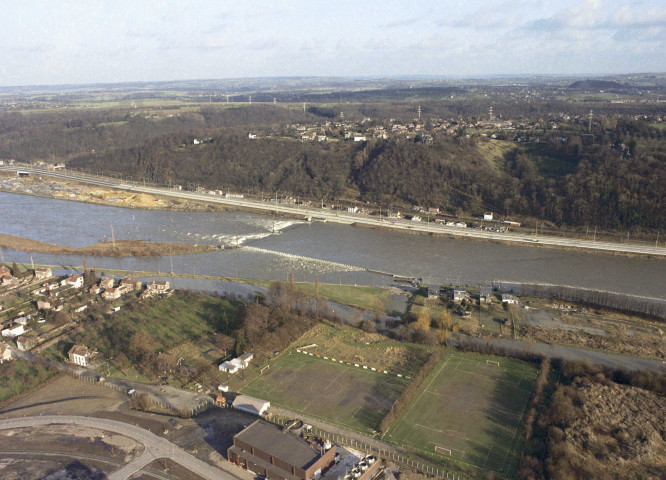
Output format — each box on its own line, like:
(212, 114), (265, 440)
(384, 352), (537, 478)
(241, 349), (410, 434)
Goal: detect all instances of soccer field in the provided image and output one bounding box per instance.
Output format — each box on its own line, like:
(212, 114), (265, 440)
(241, 350), (410, 434)
(384, 352), (537, 477)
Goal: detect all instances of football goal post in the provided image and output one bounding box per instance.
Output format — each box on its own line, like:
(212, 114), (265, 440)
(435, 446), (452, 456)
(261, 365), (270, 374)
(486, 360), (500, 367)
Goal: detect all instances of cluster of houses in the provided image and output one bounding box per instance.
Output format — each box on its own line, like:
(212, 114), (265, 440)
(93, 277), (169, 301)
(0, 265), (174, 363)
(426, 285), (519, 307)
(219, 352), (254, 374)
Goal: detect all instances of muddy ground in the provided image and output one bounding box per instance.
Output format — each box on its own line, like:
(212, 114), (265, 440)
(0, 172), (224, 213)
(0, 232), (218, 257)
(0, 375), (253, 479)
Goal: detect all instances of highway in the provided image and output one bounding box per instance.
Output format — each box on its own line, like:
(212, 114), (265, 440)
(0, 415), (250, 480)
(3, 165), (665, 257)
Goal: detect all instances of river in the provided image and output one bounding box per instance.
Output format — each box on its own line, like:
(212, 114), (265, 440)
(1, 192), (664, 298)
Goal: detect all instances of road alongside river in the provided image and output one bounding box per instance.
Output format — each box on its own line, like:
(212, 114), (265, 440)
(3, 165), (665, 257)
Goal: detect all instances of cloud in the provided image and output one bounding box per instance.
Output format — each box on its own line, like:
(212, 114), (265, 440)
(438, 0), (531, 30)
(384, 17), (424, 29)
(524, 0), (666, 32)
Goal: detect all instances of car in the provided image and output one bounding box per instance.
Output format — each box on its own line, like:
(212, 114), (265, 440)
(127, 389), (135, 395)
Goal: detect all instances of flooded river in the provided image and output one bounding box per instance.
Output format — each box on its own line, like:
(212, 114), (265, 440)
(1, 192), (664, 298)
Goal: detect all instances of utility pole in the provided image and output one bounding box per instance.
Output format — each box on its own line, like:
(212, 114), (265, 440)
(588, 110), (593, 133)
(657, 231), (660, 247)
(303, 102), (306, 113)
(248, 95), (252, 104)
(593, 226), (597, 243)
(417, 105), (421, 120)
(111, 223), (116, 248)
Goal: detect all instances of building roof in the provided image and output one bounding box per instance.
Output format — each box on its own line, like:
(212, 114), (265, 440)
(232, 394), (269, 414)
(68, 344), (90, 357)
(234, 420), (323, 470)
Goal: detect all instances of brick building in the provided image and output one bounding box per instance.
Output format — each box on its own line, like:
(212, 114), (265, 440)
(227, 420), (335, 480)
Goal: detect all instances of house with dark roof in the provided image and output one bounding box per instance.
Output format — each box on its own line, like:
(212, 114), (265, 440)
(479, 286), (493, 304)
(227, 420), (336, 480)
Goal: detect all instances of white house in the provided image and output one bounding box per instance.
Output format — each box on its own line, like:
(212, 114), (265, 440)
(146, 280), (170, 293)
(452, 289), (468, 303)
(2, 277), (19, 288)
(0, 343), (13, 363)
(62, 274), (84, 289)
(502, 294), (518, 304)
(238, 352), (254, 367)
(34, 267), (52, 280)
(1, 324), (25, 338)
(102, 288), (122, 300)
(219, 353), (253, 373)
(219, 361), (239, 374)
(483, 212), (494, 221)
(68, 344), (95, 366)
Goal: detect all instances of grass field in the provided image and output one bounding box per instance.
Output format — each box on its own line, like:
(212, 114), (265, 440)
(249, 281), (399, 313)
(295, 323), (432, 377)
(384, 352), (537, 478)
(241, 350), (409, 434)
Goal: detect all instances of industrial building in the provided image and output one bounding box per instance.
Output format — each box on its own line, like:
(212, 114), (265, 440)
(227, 420), (336, 480)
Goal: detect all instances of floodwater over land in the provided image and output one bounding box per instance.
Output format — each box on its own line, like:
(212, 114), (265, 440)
(1, 192), (664, 298)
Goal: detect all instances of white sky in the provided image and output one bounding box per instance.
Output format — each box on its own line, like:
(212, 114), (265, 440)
(0, 0), (664, 86)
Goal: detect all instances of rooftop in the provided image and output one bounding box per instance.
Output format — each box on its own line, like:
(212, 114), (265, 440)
(234, 420), (323, 470)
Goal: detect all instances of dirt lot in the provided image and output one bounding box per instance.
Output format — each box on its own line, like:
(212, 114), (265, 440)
(0, 232), (217, 257)
(0, 375), (254, 478)
(0, 456), (111, 480)
(468, 297), (666, 360)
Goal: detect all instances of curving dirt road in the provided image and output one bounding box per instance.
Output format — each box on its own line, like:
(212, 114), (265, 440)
(0, 415), (251, 480)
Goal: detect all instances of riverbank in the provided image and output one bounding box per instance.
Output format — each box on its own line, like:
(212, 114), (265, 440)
(0, 171), (223, 212)
(0, 233), (219, 257)
(3, 167), (665, 257)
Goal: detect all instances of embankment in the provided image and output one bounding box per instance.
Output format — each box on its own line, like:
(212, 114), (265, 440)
(0, 233), (219, 257)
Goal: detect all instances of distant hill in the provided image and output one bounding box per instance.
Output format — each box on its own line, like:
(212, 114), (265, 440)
(569, 79), (625, 90)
